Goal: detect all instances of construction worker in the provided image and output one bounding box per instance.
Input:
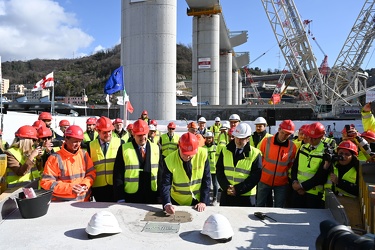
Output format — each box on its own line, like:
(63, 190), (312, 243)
(0, 129), (9, 154)
(290, 122), (331, 209)
(87, 116), (123, 202)
(139, 110), (150, 124)
(161, 132), (211, 214)
(197, 117), (207, 135)
(126, 123), (134, 142)
(150, 119), (161, 143)
(187, 121), (205, 147)
(228, 114), (241, 129)
(361, 102), (375, 131)
(341, 124), (372, 162)
(256, 120), (297, 207)
(215, 122), (231, 160)
(36, 126), (55, 172)
(41, 125), (96, 202)
(82, 117), (98, 148)
(293, 124), (308, 151)
(55, 120), (70, 141)
(148, 124), (159, 145)
(361, 130), (375, 152)
(209, 117), (222, 143)
(160, 122), (180, 158)
(112, 118), (130, 142)
(6, 125), (42, 188)
(38, 112), (58, 138)
(113, 119), (162, 204)
(203, 131), (218, 204)
(216, 122), (262, 207)
(251, 117), (272, 148)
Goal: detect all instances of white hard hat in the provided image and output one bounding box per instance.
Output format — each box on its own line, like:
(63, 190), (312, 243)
(198, 117), (207, 123)
(204, 131), (214, 137)
(214, 117), (221, 122)
(229, 114), (240, 121)
(148, 124), (156, 131)
(201, 214), (233, 242)
(85, 211), (122, 238)
(221, 121), (230, 130)
(254, 117), (267, 125)
(232, 122), (252, 138)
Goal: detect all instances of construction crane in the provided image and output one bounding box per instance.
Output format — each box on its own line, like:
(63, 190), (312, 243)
(243, 66), (265, 104)
(261, 0), (375, 119)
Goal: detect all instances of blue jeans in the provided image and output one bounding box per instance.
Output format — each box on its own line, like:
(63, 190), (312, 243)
(256, 181), (288, 208)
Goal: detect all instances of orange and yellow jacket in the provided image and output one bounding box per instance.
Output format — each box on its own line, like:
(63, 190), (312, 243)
(40, 144), (96, 202)
(259, 135), (297, 186)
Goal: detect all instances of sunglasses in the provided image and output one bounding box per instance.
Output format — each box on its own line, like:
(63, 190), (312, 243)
(168, 128), (175, 130)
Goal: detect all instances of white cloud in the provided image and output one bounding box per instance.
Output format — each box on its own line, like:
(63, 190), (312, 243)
(0, 0), (94, 61)
(93, 45), (105, 54)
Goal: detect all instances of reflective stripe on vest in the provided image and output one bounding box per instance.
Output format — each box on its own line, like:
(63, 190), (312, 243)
(6, 147), (40, 188)
(90, 138), (121, 187)
(122, 142), (159, 194)
(204, 144), (217, 173)
(49, 150), (93, 201)
(297, 143), (325, 195)
(165, 148), (207, 205)
(222, 146), (261, 196)
(161, 133), (179, 157)
(260, 136), (295, 186)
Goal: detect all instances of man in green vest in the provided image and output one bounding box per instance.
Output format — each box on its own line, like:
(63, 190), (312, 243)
(113, 119), (162, 204)
(160, 122), (180, 158)
(82, 117), (98, 149)
(88, 116), (123, 202)
(216, 122), (262, 207)
(161, 132), (211, 214)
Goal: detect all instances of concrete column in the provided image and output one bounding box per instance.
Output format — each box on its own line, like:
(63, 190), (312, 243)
(219, 51), (232, 105)
(192, 14), (220, 106)
(238, 78), (243, 105)
(232, 70), (239, 105)
(122, 0), (176, 120)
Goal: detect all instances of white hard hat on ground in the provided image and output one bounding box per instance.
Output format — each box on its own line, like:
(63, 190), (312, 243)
(232, 122), (252, 138)
(214, 117), (221, 122)
(254, 117), (267, 125)
(201, 214), (234, 243)
(86, 211), (122, 239)
(198, 117), (207, 123)
(228, 114), (240, 121)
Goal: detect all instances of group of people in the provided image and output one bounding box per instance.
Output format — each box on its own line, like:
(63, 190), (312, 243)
(3, 104), (375, 216)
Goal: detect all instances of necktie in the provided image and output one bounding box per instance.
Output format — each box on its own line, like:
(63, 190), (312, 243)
(102, 143), (108, 155)
(140, 147), (146, 160)
(235, 148), (242, 157)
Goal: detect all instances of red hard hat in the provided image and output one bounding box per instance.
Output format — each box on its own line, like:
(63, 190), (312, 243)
(96, 116), (115, 132)
(361, 130), (375, 141)
(32, 120), (47, 130)
(228, 127), (235, 136)
(299, 124), (308, 134)
(168, 122), (176, 129)
(142, 110), (148, 115)
(127, 123), (133, 130)
(150, 119), (158, 126)
(64, 125), (84, 140)
(37, 126), (52, 139)
(305, 122), (325, 138)
(341, 124), (356, 136)
(86, 117), (97, 125)
(59, 120), (70, 127)
(132, 119), (149, 135)
(113, 118), (123, 125)
(187, 122), (198, 129)
(337, 140), (358, 156)
(279, 120), (295, 134)
(15, 125), (38, 140)
(179, 132), (199, 156)
(38, 112), (52, 121)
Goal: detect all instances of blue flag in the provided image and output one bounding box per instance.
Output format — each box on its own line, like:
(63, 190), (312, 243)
(104, 66), (124, 95)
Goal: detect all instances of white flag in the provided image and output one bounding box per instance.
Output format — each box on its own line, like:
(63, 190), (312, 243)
(190, 96), (198, 106)
(32, 72), (54, 91)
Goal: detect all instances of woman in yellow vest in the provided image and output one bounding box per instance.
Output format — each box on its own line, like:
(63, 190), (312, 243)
(6, 125), (42, 188)
(216, 122), (262, 207)
(203, 131), (218, 204)
(161, 132), (211, 214)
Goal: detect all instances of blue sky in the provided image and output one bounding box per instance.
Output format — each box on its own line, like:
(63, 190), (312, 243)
(0, 0), (372, 72)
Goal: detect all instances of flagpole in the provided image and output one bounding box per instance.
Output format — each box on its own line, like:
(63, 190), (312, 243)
(123, 90), (128, 127)
(50, 75), (55, 115)
(0, 56), (3, 131)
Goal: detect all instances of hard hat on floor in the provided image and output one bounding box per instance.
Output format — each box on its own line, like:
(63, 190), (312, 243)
(86, 211), (122, 239)
(201, 214), (234, 243)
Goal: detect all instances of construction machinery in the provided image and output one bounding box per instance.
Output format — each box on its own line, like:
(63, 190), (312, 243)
(260, 0), (375, 119)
